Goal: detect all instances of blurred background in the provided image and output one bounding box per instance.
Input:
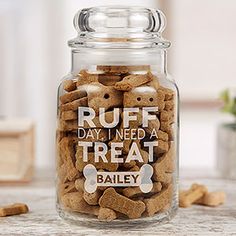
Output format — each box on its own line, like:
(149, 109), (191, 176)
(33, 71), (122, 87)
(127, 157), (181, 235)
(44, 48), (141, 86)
(0, 0), (236, 179)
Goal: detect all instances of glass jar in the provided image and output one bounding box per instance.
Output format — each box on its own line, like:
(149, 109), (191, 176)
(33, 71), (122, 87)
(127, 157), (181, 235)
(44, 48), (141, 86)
(56, 6), (179, 227)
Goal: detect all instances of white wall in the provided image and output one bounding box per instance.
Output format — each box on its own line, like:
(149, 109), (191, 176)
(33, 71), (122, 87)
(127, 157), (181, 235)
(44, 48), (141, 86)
(168, 0), (236, 100)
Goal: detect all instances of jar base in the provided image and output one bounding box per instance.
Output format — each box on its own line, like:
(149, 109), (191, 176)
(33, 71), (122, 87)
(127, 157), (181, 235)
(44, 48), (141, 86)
(57, 204), (178, 229)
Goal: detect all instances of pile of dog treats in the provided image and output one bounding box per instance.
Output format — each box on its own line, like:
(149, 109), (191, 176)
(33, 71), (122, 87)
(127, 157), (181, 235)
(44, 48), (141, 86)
(179, 183), (226, 208)
(57, 65), (177, 221)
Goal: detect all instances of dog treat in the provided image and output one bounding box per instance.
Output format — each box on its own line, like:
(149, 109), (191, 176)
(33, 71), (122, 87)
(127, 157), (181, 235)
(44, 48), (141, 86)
(154, 140), (169, 155)
(83, 190), (103, 206)
(0, 203), (29, 217)
(59, 181), (77, 196)
(123, 87), (165, 110)
(123, 182), (162, 198)
(59, 161), (79, 183)
(153, 143), (175, 184)
(98, 207), (117, 222)
(60, 90), (87, 104)
(61, 110), (78, 121)
(157, 130), (169, 142)
(97, 65), (130, 74)
(57, 65), (177, 222)
(63, 79), (77, 92)
(129, 165), (140, 172)
(77, 70), (99, 86)
(122, 159), (137, 169)
(143, 116), (160, 135)
(114, 72), (153, 91)
(98, 74), (122, 86)
(59, 137), (75, 162)
(165, 100), (175, 111)
(58, 120), (78, 131)
(75, 178), (85, 191)
(62, 192), (100, 215)
(195, 191), (226, 207)
(58, 137), (78, 183)
(60, 97), (88, 112)
(179, 184), (208, 208)
(99, 188), (146, 219)
(144, 184), (173, 216)
(85, 82), (123, 114)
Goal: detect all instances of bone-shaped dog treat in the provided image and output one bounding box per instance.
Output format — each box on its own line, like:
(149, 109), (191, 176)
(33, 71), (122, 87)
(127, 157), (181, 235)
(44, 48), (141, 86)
(122, 159), (137, 169)
(76, 150), (119, 172)
(98, 207), (117, 222)
(60, 90), (87, 104)
(83, 190), (102, 206)
(77, 70), (122, 87)
(0, 203), (29, 217)
(195, 191), (226, 207)
(99, 188), (146, 219)
(77, 70), (99, 86)
(59, 137), (76, 162)
(153, 140), (169, 155)
(97, 65), (130, 74)
(62, 191), (117, 221)
(160, 120), (175, 141)
(165, 100), (175, 111)
(157, 130), (169, 142)
(160, 110), (173, 122)
(85, 82), (123, 114)
(159, 86), (175, 101)
(59, 162), (79, 183)
(144, 117), (160, 135)
(123, 87), (165, 110)
(98, 74), (122, 86)
(61, 110), (78, 121)
(58, 137), (78, 182)
(75, 178), (85, 191)
(129, 165), (140, 172)
(83, 164), (153, 194)
(114, 72), (153, 91)
(60, 97), (88, 112)
(63, 79), (77, 92)
(58, 120), (78, 131)
(123, 182), (162, 198)
(153, 143), (175, 184)
(58, 181), (77, 197)
(160, 121), (171, 133)
(144, 184), (173, 216)
(61, 192), (100, 215)
(179, 184), (208, 208)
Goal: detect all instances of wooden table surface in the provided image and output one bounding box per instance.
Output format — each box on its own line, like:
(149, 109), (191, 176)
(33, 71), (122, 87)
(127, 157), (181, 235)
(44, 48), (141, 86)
(0, 169), (235, 236)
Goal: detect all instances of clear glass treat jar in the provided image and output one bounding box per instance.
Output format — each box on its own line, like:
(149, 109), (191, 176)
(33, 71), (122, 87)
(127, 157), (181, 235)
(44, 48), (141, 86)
(56, 6), (179, 227)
